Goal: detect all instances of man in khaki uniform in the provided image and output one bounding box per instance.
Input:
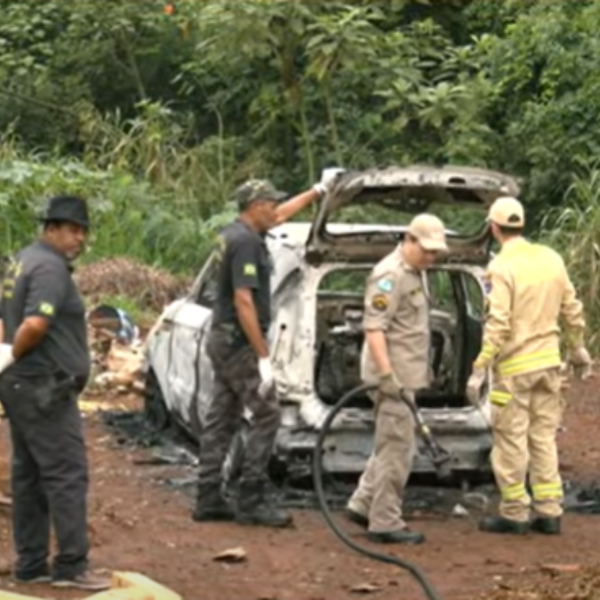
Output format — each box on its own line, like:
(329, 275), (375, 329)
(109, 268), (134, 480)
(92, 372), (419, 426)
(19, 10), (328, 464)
(345, 214), (448, 545)
(467, 196), (592, 535)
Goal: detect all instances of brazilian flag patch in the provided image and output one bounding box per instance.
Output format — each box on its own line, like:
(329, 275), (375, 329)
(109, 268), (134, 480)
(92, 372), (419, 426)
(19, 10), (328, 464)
(243, 263), (257, 276)
(39, 302), (55, 316)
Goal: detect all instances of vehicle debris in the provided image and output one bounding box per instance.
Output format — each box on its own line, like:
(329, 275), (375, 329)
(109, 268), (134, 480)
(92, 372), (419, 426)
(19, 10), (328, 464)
(213, 547), (248, 564)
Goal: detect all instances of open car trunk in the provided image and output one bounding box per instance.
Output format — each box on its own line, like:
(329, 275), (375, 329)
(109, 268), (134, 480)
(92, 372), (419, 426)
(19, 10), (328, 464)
(305, 165), (520, 265)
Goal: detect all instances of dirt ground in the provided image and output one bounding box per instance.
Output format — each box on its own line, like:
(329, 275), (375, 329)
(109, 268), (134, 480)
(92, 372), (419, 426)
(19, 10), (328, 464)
(1, 374), (600, 600)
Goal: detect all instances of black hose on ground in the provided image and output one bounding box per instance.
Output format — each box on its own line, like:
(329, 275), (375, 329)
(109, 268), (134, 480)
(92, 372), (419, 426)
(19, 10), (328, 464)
(312, 383), (444, 600)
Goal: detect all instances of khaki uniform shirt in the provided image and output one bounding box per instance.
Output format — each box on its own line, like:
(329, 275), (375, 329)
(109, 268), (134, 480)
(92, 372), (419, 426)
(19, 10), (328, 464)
(361, 248), (429, 389)
(475, 237), (585, 378)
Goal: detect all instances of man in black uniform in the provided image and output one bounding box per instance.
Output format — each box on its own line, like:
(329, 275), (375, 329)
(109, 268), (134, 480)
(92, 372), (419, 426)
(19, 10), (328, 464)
(193, 175), (336, 527)
(0, 196), (109, 591)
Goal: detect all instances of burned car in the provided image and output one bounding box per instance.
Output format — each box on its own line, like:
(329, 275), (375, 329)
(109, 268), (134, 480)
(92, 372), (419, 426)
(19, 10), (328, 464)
(142, 165), (520, 482)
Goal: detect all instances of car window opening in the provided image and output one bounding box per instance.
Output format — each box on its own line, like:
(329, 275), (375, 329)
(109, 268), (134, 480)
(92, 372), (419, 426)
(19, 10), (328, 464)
(314, 267), (484, 410)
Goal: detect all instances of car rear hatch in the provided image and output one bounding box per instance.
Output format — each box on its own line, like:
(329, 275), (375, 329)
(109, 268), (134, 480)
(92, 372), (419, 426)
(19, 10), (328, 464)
(305, 165), (520, 265)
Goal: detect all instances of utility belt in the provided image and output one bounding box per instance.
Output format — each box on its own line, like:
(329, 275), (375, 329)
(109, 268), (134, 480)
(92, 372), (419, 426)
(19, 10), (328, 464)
(1, 369), (85, 417)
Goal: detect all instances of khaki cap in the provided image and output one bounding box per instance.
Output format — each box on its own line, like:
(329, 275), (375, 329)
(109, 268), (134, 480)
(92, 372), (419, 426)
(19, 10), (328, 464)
(408, 214), (448, 252)
(487, 196), (525, 227)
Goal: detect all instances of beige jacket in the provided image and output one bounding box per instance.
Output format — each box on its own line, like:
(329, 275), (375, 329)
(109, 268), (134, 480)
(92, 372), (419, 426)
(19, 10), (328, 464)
(474, 237), (584, 378)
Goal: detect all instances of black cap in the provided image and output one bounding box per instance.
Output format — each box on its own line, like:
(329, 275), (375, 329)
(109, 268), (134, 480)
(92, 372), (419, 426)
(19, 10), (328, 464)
(234, 179), (288, 211)
(40, 195), (90, 228)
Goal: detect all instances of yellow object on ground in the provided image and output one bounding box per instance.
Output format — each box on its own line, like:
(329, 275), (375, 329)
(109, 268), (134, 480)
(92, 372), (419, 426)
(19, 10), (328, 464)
(0, 571), (182, 600)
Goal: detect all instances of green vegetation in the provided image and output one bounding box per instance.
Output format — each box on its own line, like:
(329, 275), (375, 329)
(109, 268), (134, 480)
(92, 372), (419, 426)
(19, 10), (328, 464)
(1, 0), (600, 347)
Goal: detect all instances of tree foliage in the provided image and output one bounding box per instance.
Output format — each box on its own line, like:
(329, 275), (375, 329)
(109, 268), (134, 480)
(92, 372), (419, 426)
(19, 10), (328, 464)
(1, 1), (600, 272)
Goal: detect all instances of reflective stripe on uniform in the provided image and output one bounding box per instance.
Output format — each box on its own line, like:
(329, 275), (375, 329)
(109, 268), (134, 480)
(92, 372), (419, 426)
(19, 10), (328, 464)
(489, 390), (512, 406)
(531, 482), (563, 501)
(500, 482), (527, 501)
(497, 349), (561, 377)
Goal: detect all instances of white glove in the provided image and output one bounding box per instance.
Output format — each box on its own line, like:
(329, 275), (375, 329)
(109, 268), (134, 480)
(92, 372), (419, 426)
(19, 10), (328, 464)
(466, 367), (486, 407)
(258, 357), (275, 397)
(0, 344), (15, 374)
(312, 167), (345, 197)
(568, 346), (592, 380)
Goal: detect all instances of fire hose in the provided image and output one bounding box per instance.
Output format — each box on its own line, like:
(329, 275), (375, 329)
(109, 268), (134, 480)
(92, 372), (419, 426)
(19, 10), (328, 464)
(312, 383), (451, 600)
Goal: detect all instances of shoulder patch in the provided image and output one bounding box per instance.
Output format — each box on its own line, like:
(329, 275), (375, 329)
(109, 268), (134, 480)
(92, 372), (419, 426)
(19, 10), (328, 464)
(376, 278), (393, 293)
(481, 276), (492, 295)
(371, 293), (389, 311)
(243, 263), (257, 276)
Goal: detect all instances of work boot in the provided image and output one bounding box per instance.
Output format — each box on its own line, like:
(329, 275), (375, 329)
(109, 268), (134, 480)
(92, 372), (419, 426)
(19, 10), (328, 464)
(236, 481), (293, 528)
(479, 515), (529, 535)
(192, 484), (235, 522)
(345, 508), (369, 528)
(531, 516), (561, 535)
(367, 528), (425, 545)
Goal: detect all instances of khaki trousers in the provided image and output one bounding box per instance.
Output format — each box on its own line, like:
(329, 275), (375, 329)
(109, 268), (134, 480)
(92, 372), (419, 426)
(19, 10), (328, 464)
(347, 391), (415, 532)
(490, 367), (563, 522)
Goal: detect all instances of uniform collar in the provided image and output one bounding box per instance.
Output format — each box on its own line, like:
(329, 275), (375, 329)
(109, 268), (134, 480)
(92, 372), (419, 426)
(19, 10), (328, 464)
(236, 217), (267, 241)
(398, 245), (419, 273)
(500, 236), (528, 254)
(34, 239), (74, 272)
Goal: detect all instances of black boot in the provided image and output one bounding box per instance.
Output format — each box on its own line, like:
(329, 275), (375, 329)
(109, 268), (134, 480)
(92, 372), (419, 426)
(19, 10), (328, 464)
(531, 516), (561, 535)
(367, 529), (425, 545)
(479, 515), (529, 535)
(235, 481), (293, 528)
(192, 484), (235, 522)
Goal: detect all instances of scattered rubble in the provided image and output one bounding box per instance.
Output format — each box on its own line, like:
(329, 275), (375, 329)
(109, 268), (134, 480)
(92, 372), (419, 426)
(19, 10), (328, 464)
(213, 547), (248, 564)
(88, 304), (144, 395)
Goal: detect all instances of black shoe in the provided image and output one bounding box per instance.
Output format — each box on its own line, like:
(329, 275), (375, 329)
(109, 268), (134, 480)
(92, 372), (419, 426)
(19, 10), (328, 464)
(13, 569), (51, 584)
(192, 484), (235, 522)
(236, 481), (293, 528)
(479, 515), (529, 535)
(345, 508), (369, 528)
(52, 569), (110, 591)
(531, 516), (561, 535)
(367, 529), (425, 545)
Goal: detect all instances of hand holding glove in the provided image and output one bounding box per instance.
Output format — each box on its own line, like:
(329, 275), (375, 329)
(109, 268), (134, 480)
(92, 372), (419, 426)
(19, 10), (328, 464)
(466, 366), (486, 407)
(378, 371), (402, 398)
(567, 346), (592, 380)
(312, 167), (345, 197)
(0, 344), (14, 374)
(258, 357), (275, 398)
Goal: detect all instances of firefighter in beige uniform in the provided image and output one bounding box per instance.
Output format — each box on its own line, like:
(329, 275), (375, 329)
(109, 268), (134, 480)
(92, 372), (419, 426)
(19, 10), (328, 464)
(467, 196), (591, 535)
(345, 214), (448, 545)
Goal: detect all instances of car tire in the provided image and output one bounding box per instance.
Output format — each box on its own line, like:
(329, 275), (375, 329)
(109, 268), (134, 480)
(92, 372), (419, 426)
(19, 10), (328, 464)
(144, 368), (171, 432)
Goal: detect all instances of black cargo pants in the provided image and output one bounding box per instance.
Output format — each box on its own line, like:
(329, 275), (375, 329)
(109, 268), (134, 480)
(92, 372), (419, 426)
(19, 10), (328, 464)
(0, 371), (89, 579)
(197, 327), (280, 487)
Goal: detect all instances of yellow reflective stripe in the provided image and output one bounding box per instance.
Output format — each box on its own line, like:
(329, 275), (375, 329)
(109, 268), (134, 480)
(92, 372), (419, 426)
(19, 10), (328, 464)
(489, 390), (512, 406)
(479, 342), (497, 360)
(497, 349), (561, 377)
(500, 483), (527, 501)
(531, 482), (563, 500)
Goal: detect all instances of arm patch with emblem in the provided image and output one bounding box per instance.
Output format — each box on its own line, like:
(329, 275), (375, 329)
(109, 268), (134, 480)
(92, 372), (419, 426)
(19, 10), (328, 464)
(39, 302), (55, 316)
(371, 293), (389, 311)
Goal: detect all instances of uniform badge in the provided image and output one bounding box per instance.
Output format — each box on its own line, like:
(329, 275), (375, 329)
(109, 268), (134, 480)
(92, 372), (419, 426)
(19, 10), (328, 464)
(243, 263), (257, 276)
(376, 278), (393, 293)
(371, 293), (389, 311)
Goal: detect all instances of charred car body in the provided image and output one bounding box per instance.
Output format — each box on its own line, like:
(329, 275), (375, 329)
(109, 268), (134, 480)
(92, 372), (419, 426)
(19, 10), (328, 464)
(142, 165), (520, 482)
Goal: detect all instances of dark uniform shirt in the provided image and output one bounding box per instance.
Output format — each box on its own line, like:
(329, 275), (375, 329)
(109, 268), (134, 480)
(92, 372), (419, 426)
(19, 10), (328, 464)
(213, 219), (272, 340)
(0, 241), (90, 379)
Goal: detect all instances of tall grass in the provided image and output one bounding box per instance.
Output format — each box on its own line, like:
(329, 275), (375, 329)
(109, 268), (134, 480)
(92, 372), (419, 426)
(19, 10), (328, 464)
(0, 102), (270, 273)
(540, 158), (600, 352)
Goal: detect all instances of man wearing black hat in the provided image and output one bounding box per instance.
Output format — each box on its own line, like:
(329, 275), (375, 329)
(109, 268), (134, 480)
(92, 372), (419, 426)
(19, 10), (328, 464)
(192, 173), (339, 528)
(0, 195), (109, 590)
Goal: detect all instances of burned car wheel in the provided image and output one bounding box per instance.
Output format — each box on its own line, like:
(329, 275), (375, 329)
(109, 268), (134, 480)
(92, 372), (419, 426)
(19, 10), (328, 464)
(144, 368), (170, 431)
